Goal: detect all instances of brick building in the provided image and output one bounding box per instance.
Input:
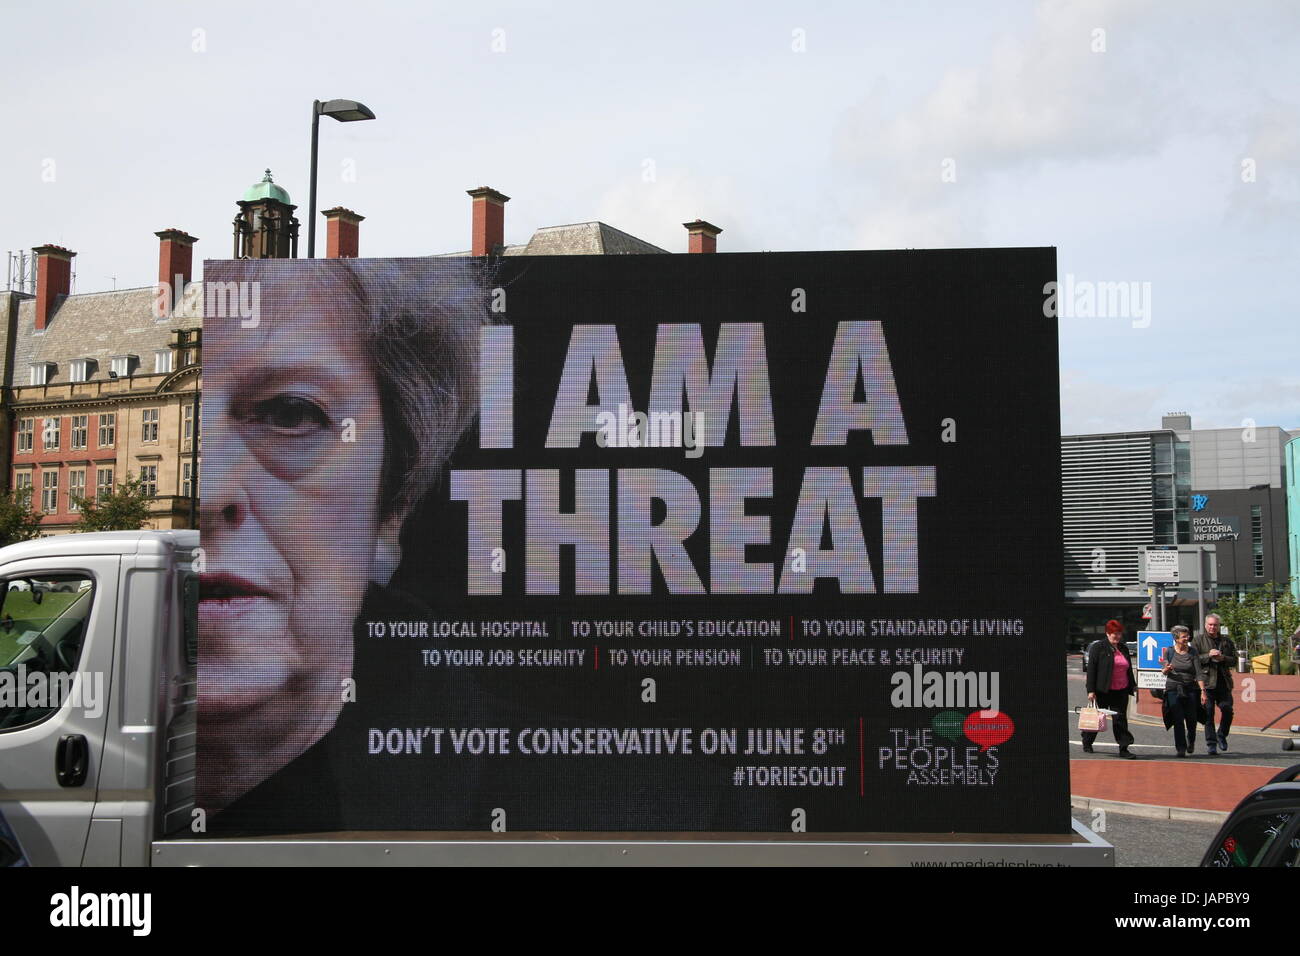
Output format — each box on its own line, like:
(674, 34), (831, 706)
(1, 239), (202, 533)
(1, 174), (722, 534)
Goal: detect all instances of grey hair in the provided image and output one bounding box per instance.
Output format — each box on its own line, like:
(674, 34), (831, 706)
(206, 256), (494, 522)
(1171, 625), (1190, 637)
(336, 258), (494, 520)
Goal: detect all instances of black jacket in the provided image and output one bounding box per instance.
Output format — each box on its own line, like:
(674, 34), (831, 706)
(1192, 630), (1237, 691)
(1086, 638), (1136, 697)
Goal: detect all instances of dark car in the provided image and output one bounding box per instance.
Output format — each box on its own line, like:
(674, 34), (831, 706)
(1200, 764), (1300, 867)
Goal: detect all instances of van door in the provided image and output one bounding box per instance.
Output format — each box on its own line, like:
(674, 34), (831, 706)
(0, 558), (118, 866)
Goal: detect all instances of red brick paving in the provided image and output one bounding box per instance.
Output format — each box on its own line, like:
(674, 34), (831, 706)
(1070, 759), (1279, 812)
(1135, 673), (1300, 730)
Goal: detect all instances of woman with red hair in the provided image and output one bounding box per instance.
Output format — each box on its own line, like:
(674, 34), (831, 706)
(1083, 619), (1138, 758)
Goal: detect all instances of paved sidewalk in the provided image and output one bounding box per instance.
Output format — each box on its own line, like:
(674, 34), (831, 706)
(1070, 673), (1299, 817)
(1070, 759), (1280, 819)
(1135, 672), (1300, 730)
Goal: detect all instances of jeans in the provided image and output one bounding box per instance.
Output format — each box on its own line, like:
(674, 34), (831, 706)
(1082, 689), (1135, 750)
(1204, 682), (1233, 749)
(1166, 683), (1199, 753)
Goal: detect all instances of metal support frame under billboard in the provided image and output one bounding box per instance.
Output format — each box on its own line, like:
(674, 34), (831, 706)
(151, 820), (1114, 867)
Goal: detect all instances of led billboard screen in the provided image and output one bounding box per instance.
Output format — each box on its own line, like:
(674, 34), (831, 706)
(198, 249), (1066, 834)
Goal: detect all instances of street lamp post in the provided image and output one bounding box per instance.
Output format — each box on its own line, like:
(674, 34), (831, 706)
(307, 98), (376, 258)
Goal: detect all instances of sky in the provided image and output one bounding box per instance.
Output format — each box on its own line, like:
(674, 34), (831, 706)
(1, 0), (1296, 435)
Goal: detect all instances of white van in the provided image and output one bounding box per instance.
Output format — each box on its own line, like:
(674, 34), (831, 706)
(0, 530), (198, 866)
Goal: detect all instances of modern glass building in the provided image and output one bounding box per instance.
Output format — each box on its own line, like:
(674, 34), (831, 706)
(1061, 413), (1293, 643)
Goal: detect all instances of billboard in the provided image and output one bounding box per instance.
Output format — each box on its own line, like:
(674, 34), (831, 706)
(198, 248), (1066, 834)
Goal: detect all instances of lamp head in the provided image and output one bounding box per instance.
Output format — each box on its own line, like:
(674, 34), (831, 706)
(318, 99), (375, 122)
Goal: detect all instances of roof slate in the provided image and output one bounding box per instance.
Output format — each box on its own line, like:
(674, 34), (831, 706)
(437, 221), (668, 257)
(7, 216), (666, 388)
(11, 283), (201, 386)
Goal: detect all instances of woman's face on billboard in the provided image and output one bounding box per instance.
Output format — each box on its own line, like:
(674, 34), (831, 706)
(197, 278), (395, 809)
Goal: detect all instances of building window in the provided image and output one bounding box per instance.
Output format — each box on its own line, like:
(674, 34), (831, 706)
(110, 355), (136, 378)
(71, 414), (88, 450)
(41, 470), (59, 513)
(16, 419), (33, 454)
(155, 350), (173, 374)
(68, 469), (86, 512)
(42, 417), (61, 451)
(1152, 434), (1173, 473)
(96, 468), (115, 500)
(183, 403), (198, 447)
(182, 461), (198, 499)
(141, 408), (159, 443)
(176, 330), (201, 368)
(15, 472), (33, 492)
(98, 412), (116, 447)
(29, 363), (50, 386)
(70, 358), (91, 382)
(1153, 475), (1174, 511)
(139, 464), (157, 497)
(1154, 510), (1175, 545)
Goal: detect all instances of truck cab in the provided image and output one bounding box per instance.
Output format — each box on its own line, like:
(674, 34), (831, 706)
(0, 530), (198, 866)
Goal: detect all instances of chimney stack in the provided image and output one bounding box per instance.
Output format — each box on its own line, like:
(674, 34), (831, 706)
(155, 229), (198, 315)
(33, 244), (75, 331)
(683, 220), (722, 254)
(322, 207), (364, 259)
(467, 187), (510, 256)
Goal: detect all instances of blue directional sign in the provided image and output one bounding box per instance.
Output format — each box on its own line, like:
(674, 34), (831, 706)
(1137, 630), (1175, 671)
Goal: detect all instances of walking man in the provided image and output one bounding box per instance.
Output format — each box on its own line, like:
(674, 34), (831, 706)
(1192, 612), (1237, 755)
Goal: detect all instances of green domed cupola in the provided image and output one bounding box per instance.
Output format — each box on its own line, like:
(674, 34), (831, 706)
(233, 168), (300, 259)
(243, 169), (292, 205)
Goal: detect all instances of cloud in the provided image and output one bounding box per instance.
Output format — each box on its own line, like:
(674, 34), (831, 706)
(842, 6), (1170, 166)
(829, 0), (1300, 249)
(1226, 100), (1300, 228)
(595, 169), (755, 253)
(1060, 368), (1164, 433)
(1061, 368), (1300, 434)
(1199, 377), (1300, 432)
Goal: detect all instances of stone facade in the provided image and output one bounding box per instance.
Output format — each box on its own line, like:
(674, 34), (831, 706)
(5, 277), (202, 535)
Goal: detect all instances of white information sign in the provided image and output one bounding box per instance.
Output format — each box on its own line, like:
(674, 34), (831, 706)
(1144, 549), (1179, 584)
